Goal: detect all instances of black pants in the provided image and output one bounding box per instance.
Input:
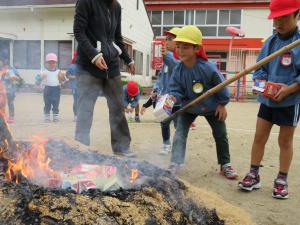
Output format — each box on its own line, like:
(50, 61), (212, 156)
(160, 105), (180, 144)
(171, 112), (230, 165)
(75, 72), (131, 153)
(43, 86), (60, 115)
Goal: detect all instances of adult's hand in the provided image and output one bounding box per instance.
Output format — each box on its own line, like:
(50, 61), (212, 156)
(95, 56), (108, 70)
(127, 63), (135, 75)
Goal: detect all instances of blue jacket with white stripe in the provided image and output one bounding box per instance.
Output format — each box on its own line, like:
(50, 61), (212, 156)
(169, 58), (229, 116)
(253, 28), (300, 108)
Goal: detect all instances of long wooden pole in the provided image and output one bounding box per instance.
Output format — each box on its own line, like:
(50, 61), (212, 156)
(162, 39), (300, 123)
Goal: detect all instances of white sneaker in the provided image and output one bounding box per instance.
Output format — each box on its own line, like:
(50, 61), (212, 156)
(160, 144), (171, 155)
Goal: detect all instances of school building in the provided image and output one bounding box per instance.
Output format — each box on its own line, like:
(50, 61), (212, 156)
(0, 0), (155, 86)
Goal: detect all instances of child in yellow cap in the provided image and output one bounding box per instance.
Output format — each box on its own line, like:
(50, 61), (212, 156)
(167, 25), (238, 179)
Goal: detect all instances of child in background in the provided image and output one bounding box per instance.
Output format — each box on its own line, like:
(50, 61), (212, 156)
(123, 81), (140, 122)
(0, 58), (22, 123)
(66, 52), (78, 122)
(238, 0), (300, 199)
(168, 25), (238, 179)
(41, 53), (65, 122)
(154, 27), (181, 155)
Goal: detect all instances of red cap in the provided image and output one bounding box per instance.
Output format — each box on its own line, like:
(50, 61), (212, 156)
(127, 81), (139, 97)
(268, 0), (300, 19)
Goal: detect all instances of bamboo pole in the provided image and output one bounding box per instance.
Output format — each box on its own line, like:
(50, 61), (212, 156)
(162, 39), (300, 123)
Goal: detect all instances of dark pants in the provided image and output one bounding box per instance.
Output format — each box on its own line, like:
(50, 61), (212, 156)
(171, 112), (230, 165)
(43, 86), (60, 115)
(7, 92), (15, 117)
(75, 73), (131, 153)
(72, 88), (78, 116)
(160, 105), (180, 145)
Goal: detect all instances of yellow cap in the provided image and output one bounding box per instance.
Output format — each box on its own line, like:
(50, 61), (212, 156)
(174, 25), (203, 45)
(164, 27), (181, 37)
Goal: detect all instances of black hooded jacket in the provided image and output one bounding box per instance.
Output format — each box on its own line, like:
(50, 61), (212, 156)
(73, 0), (132, 78)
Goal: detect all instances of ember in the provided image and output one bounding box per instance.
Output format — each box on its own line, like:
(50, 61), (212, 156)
(0, 138), (224, 225)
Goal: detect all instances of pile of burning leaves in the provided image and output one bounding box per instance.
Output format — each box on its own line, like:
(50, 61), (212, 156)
(0, 118), (224, 225)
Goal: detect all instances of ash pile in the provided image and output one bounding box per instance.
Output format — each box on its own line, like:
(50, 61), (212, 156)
(0, 121), (224, 225)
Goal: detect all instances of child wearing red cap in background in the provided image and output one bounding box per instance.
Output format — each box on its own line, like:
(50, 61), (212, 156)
(40, 53), (65, 122)
(123, 81), (141, 122)
(238, 0), (300, 199)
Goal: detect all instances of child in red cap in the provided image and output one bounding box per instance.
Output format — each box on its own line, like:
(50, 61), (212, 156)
(238, 0), (300, 199)
(123, 81), (140, 122)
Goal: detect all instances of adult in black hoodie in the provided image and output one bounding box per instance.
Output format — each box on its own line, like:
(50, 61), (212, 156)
(73, 0), (136, 157)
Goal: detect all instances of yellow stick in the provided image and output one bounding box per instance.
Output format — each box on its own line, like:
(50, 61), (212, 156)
(162, 39), (300, 123)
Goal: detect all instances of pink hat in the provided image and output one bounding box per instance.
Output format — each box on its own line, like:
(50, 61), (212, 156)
(46, 53), (58, 62)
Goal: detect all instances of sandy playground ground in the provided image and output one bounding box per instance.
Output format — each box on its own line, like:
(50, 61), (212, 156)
(7, 92), (300, 225)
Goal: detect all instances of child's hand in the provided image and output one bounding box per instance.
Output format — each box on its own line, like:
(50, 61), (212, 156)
(129, 108), (134, 113)
(41, 72), (47, 80)
(58, 71), (66, 83)
(168, 95), (177, 104)
(215, 105), (227, 121)
(272, 84), (289, 102)
(140, 107), (146, 115)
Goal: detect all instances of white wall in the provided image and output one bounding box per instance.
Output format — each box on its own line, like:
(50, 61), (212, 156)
(0, 2), (155, 86)
(119, 0), (154, 86)
(242, 8), (273, 39)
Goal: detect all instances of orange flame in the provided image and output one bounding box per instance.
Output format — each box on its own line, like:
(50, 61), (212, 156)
(130, 169), (138, 183)
(5, 134), (61, 186)
(0, 80), (7, 117)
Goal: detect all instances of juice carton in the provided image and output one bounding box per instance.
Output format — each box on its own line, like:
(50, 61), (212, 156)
(153, 94), (174, 122)
(262, 82), (284, 99)
(252, 80), (266, 93)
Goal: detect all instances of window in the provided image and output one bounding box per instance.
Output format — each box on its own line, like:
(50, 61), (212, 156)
(44, 41), (72, 69)
(219, 10), (230, 25)
(119, 43), (133, 72)
(163, 11), (173, 25)
(230, 10), (241, 24)
(133, 50), (143, 75)
(174, 11), (185, 25)
(13, 41), (41, 69)
(153, 27), (162, 37)
(0, 40), (10, 63)
(206, 10), (218, 24)
(195, 10), (206, 25)
(152, 11), (162, 25)
(148, 9), (242, 38)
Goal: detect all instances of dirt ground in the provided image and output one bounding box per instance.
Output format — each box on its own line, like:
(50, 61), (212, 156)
(8, 93), (300, 225)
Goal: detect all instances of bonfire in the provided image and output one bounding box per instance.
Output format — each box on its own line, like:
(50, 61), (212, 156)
(0, 110), (224, 225)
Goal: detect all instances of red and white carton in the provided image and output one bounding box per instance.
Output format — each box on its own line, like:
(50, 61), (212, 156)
(262, 82), (284, 99)
(71, 180), (96, 193)
(153, 94), (174, 122)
